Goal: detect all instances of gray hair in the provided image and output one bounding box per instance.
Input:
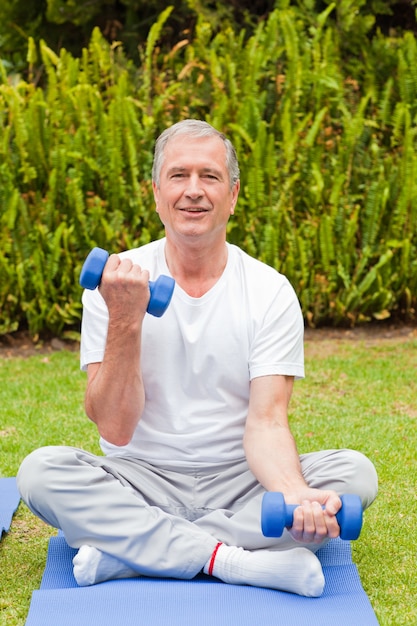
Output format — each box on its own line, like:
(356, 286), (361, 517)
(152, 119), (240, 190)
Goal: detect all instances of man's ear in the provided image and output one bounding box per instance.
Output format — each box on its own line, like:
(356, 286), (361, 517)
(230, 180), (240, 215)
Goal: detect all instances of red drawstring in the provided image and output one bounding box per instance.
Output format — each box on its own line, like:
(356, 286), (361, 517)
(208, 542), (222, 576)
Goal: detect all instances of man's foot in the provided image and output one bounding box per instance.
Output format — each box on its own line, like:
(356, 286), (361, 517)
(204, 543), (325, 597)
(73, 545), (140, 586)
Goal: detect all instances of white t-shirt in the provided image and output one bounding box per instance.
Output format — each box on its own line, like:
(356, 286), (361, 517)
(80, 239), (304, 468)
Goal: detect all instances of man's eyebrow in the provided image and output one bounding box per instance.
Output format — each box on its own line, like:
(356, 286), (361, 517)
(201, 167), (224, 178)
(167, 166), (186, 173)
(166, 166), (224, 178)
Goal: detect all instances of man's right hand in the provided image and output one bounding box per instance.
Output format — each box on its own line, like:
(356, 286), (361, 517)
(99, 254), (151, 325)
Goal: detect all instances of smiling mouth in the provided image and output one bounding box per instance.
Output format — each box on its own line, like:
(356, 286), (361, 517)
(179, 207), (209, 213)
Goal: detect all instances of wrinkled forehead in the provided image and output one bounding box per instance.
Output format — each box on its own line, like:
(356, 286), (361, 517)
(163, 133), (226, 155)
(161, 135), (228, 172)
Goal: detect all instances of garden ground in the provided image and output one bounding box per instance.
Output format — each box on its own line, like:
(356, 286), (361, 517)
(1, 322), (416, 359)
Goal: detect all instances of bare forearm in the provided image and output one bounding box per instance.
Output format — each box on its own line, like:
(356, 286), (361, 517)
(245, 422), (344, 542)
(244, 422), (307, 495)
(85, 323), (145, 446)
(246, 376), (343, 542)
(83, 255), (152, 446)
(245, 375), (307, 496)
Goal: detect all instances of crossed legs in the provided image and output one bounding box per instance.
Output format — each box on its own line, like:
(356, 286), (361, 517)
(17, 446), (377, 595)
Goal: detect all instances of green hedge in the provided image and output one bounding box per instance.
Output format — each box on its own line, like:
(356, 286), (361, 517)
(0, 5), (416, 336)
(1, 0), (414, 74)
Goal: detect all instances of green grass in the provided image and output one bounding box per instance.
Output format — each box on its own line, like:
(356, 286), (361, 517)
(0, 350), (100, 625)
(0, 336), (416, 625)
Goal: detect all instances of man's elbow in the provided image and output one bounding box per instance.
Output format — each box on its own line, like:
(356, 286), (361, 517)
(96, 424), (135, 447)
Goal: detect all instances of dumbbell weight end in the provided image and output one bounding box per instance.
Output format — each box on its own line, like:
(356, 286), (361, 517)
(148, 275), (175, 317)
(79, 247), (109, 291)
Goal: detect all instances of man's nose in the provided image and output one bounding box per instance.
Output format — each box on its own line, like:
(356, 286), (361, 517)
(185, 174), (203, 197)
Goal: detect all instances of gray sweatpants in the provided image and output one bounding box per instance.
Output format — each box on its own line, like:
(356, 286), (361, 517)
(17, 446), (377, 579)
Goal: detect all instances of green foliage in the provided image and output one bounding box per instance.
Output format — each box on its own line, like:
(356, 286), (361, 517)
(0, 29), (164, 336)
(0, 7), (417, 336)
(0, 0), (415, 75)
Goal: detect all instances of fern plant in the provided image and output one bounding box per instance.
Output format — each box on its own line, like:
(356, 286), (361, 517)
(0, 6), (416, 335)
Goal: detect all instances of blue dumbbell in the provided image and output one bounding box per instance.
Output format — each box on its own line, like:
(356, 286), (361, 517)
(261, 492), (363, 541)
(79, 247), (175, 318)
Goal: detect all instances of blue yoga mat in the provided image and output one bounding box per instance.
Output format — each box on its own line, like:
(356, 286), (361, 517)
(25, 535), (379, 625)
(0, 477), (20, 537)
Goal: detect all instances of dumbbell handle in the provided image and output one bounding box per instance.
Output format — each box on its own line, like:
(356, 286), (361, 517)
(79, 247), (175, 318)
(261, 492), (363, 541)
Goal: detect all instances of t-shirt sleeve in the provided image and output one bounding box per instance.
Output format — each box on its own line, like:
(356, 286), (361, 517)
(248, 277), (304, 380)
(79, 288), (109, 371)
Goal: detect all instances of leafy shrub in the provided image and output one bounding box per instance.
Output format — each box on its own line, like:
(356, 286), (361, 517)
(0, 0), (415, 74)
(0, 5), (416, 336)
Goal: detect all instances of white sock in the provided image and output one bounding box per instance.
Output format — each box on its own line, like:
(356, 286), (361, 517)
(73, 545), (140, 587)
(204, 543), (325, 597)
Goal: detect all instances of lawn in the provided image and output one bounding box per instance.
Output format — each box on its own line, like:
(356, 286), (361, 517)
(0, 330), (416, 625)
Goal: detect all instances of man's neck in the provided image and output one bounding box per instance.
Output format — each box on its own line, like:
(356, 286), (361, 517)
(164, 238), (228, 298)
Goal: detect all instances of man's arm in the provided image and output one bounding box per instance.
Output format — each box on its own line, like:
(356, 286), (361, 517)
(243, 375), (341, 543)
(84, 254), (149, 446)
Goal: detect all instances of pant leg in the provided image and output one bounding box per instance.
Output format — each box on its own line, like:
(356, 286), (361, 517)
(17, 446), (217, 579)
(195, 448), (378, 550)
(299, 448), (378, 509)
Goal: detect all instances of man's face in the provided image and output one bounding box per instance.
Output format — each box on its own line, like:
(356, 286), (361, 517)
(153, 135), (239, 244)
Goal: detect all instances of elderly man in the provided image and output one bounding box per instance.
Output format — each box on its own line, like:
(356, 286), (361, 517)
(18, 119), (377, 596)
